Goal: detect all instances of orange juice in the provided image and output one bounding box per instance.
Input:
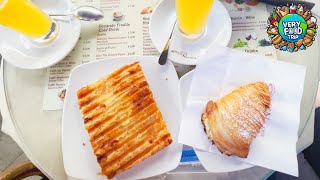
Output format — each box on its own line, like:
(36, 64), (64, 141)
(0, 0), (52, 37)
(176, 0), (214, 35)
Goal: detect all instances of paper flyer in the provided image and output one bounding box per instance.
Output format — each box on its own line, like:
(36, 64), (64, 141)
(222, 0), (277, 58)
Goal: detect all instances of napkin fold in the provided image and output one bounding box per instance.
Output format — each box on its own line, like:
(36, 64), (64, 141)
(178, 46), (306, 176)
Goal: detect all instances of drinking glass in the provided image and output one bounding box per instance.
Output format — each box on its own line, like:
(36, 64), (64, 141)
(176, 0), (214, 39)
(0, 0), (59, 43)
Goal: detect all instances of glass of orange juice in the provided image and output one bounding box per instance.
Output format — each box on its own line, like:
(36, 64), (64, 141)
(176, 0), (214, 39)
(0, 0), (59, 43)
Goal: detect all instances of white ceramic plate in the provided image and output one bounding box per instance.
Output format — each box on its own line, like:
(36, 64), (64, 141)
(62, 56), (183, 180)
(0, 0), (80, 69)
(179, 70), (254, 172)
(150, 0), (232, 65)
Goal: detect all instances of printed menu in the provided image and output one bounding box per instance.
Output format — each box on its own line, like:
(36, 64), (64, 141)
(222, 0), (277, 57)
(43, 0), (160, 110)
(43, 0), (277, 110)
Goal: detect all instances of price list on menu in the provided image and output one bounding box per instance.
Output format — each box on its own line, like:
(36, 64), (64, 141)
(43, 0), (278, 110)
(43, 0), (160, 110)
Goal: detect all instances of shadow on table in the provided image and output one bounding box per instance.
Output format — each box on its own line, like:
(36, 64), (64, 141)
(268, 108), (320, 180)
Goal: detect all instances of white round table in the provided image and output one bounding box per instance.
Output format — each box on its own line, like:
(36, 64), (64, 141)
(0, 36), (319, 180)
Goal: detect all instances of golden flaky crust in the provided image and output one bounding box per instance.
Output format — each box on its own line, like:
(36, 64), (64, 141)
(77, 62), (172, 179)
(201, 82), (271, 158)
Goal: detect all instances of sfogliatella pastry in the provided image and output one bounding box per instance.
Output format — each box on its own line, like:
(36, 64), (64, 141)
(201, 82), (271, 158)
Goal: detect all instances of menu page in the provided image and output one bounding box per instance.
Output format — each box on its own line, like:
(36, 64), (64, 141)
(43, 0), (277, 110)
(43, 0), (160, 110)
(222, 0), (276, 57)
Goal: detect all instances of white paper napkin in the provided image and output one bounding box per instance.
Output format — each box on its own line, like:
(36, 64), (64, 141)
(178, 46), (306, 176)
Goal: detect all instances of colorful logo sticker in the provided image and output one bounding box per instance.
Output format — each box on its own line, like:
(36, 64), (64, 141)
(267, 4), (318, 52)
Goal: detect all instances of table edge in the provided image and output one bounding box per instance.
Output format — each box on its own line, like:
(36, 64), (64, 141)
(0, 59), (55, 180)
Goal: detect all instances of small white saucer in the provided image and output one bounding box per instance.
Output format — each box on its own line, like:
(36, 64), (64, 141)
(150, 0), (232, 65)
(0, 0), (81, 69)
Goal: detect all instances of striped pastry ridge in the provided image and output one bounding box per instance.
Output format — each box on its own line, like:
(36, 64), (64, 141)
(76, 62), (172, 179)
